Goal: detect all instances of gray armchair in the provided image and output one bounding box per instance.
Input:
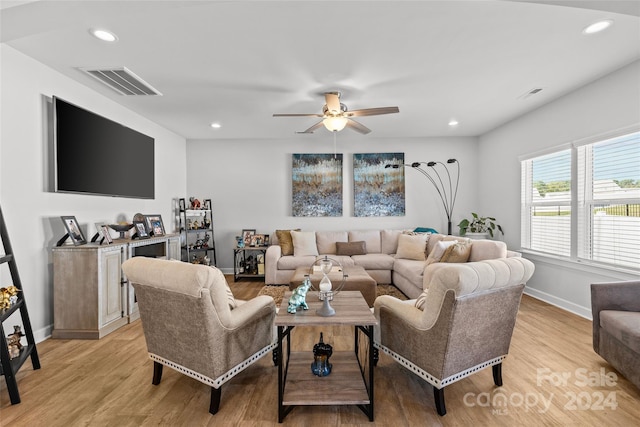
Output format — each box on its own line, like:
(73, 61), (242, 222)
(591, 280), (640, 390)
(122, 257), (276, 415)
(374, 257), (535, 415)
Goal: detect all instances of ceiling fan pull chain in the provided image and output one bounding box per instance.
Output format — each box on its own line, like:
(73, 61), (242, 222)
(333, 130), (337, 159)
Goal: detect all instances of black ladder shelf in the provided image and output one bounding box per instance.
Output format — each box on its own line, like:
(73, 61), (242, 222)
(0, 204), (40, 404)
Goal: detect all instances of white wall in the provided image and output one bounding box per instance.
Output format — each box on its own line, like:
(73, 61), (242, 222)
(0, 45), (188, 340)
(186, 136), (479, 270)
(478, 59), (640, 318)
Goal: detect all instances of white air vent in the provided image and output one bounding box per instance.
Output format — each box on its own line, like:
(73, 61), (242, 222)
(79, 67), (162, 96)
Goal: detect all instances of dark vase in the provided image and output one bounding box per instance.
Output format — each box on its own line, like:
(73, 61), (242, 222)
(311, 332), (333, 377)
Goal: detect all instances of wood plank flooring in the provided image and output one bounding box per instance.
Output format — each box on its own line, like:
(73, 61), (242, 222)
(1, 276), (639, 426)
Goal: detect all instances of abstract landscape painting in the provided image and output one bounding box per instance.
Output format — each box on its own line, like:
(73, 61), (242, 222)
(354, 153), (405, 217)
(292, 154), (343, 217)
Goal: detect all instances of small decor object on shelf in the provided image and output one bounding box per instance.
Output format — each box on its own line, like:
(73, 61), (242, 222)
(189, 197), (201, 210)
(236, 236), (245, 248)
(287, 277), (311, 314)
(0, 285), (20, 309)
(6, 325), (25, 359)
(311, 332), (333, 377)
(109, 223), (134, 239)
(309, 256), (346, 317)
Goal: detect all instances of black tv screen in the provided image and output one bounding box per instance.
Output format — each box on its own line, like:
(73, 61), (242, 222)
(54, 96), (155, 199)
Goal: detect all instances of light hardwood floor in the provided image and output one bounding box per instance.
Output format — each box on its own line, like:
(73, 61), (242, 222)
(2, 276), (639, 426)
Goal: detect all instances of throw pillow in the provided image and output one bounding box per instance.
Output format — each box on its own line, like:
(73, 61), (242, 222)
(336, 241), (367, 256)
(276, 229), (300, 256)
(395, 233), (429, 261)
(425, 240), (457, 265)
(440, 241), (472, 263)
(415, 289), (428, 310)
(291, 230), (319, 256)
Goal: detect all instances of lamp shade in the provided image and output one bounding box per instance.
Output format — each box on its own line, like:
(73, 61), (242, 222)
(323, 116), (348, 132)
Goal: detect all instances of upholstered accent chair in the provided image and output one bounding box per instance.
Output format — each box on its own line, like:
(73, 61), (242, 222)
(122, 257), (276, 415)
(374, 257), (535, 415)
(591, 280), (640, 390)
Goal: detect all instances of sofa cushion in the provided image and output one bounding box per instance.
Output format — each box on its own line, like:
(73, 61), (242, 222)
(440, 241), (472, 263)
(468, 239), (507, 261)
(426, 240), (457, 265)
(349, 230), (381, 253)
(352, 253), (395, 270)
(277, 255), (318, 270)
(393, 258), (427, 282)
(395, 233), (429, 261)
(336, 241), (367, 256)
(381, 229), (402, 254)
(291, 231), (319, 256)
(600, 310), (640, 354)
(316, 231), (348, 254)
(276, 229), (300, 256)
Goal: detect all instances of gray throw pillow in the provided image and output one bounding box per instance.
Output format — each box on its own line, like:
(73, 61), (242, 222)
(336, 241), (367, 256)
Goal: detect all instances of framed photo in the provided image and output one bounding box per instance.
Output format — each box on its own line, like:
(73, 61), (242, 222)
(99, 225), (113, 244)
(250, 234), (264, 247)
(61, 216), (87, 246)
(145, 214), (165, 236)
(263, 234), (270, 246)
(242, 229), (256, 247)
(133, 221), (150, 239)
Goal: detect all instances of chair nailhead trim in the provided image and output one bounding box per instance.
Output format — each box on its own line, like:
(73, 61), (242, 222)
(149, 342), (277, 388)
(374, 342), (505, 388)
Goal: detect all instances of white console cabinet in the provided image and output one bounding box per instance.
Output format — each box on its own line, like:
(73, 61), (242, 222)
(52, 234), (180, 339)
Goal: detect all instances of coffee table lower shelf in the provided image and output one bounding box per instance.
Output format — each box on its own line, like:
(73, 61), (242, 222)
(283, 351), (369, 406)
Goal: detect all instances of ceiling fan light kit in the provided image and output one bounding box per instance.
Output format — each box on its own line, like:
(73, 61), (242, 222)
(274, 92), (399, 134)
(323, 116), (348, 132)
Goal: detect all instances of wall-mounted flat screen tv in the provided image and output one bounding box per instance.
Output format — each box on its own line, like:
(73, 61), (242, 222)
(53, 96), (155, 199)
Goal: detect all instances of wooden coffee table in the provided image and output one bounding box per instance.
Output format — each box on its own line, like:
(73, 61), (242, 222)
(274, 291), (378, 422)
(289, 265), (377, 307)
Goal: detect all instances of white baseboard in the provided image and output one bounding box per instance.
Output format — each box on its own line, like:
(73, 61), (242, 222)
(34, 324), (52, 344)
(524, 286), (592, 320)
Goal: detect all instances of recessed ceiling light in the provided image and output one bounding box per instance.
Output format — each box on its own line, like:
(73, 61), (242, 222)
(90, 29), (118, 42)
(210, 123), (221, 129)
(583, 20), (613, 35)
(448, 119), (459, 127)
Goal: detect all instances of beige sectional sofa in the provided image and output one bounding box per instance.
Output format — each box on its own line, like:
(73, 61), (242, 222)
(265, 229), (517, 298)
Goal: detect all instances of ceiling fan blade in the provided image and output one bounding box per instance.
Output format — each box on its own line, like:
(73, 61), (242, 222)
(345, 106), (399, 117)
(325, 92), (341, 114)
(346, 119), (371, 134)
(273, 113), (323, 117)
(296, 121), (324, 134)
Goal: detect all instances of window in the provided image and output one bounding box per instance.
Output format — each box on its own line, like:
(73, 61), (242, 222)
(522, 131), (640, 270)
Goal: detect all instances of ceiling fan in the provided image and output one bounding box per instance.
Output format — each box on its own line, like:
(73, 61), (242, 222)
(273, 92), (399, 134)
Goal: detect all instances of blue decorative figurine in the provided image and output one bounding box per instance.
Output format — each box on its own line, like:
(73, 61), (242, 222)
(287, 277), (311, 314)
(311, 332), (333, 376)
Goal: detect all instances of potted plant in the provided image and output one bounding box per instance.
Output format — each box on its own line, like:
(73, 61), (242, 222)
(458, 213), (504, 239)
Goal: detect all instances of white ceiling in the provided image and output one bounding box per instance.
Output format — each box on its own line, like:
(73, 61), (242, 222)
(1, 1), (639, 140)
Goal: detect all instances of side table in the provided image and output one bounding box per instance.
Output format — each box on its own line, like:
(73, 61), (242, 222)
(233, 246), (267, 281)
(274, 291), (378, 423)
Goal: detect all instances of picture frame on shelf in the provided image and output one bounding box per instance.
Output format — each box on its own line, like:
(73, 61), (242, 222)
(133, 221), (150, 239)
(242, 229), (256, 247)
(61, 216), (87, 246)
(250, 234), (264, 247)
(263, 234), (270, 246)
(99, 225), (113, 244)
(145, 214), (165, 236)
